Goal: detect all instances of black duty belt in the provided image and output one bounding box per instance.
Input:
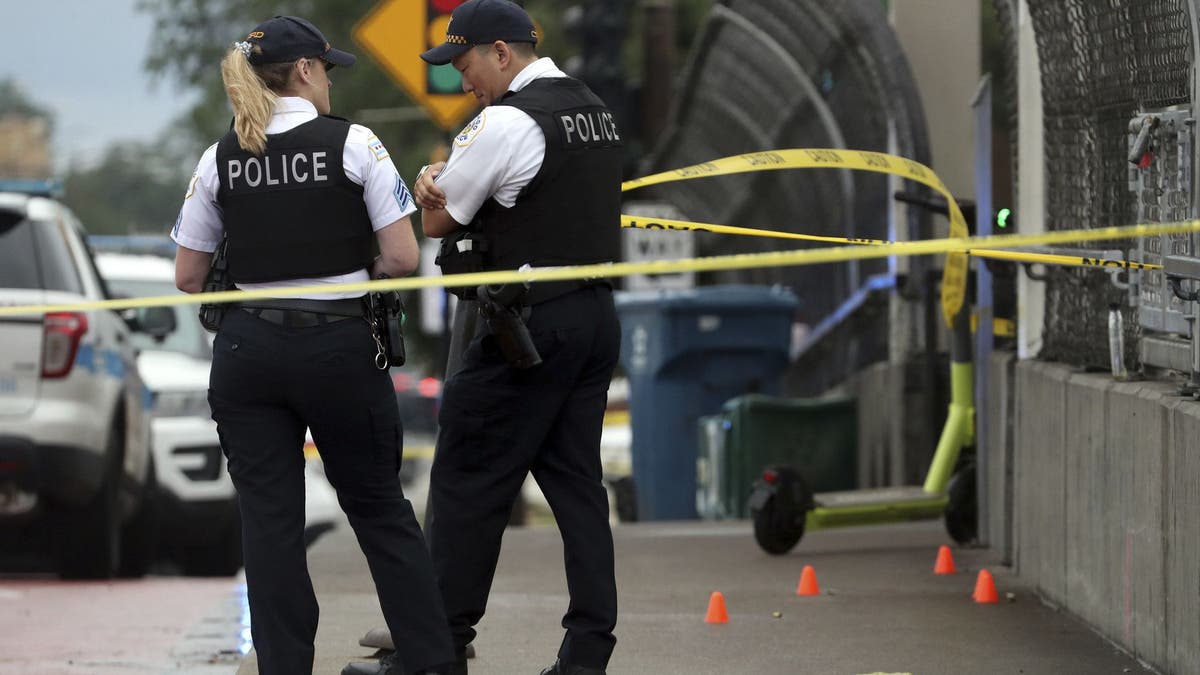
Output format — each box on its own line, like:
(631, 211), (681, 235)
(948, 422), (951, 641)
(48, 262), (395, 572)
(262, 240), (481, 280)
(239, 296), (365, 328)
(525, 279), (612, 305)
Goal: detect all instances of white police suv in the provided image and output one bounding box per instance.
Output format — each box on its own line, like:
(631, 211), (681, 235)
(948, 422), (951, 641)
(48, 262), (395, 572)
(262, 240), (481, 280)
(94, 251), (242, 575)
(94, 246), (340, 575)
(0, 181), (162, 578)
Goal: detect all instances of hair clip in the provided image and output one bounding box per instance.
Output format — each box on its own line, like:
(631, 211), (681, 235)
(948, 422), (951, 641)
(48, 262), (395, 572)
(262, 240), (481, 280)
(234, 41), (253, 58)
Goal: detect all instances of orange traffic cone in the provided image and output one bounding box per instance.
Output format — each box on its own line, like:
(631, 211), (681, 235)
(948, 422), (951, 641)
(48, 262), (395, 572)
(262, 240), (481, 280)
(796, 565), (820, 596)
(934, 545), (957, 575)
(704, 591), (729, 623)
(973, 569), (999, 604)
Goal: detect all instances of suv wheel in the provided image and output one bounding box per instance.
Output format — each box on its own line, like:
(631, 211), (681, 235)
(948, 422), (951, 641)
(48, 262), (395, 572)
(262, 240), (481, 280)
(59, 422), (123, 579)
(118, 458), (159, 578)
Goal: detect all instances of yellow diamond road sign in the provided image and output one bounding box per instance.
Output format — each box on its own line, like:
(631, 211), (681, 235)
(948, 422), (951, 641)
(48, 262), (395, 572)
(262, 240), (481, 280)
(354, 0), (479, 132)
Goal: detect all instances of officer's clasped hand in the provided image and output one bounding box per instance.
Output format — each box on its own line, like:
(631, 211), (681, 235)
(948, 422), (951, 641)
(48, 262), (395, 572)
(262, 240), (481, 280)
(414, 161), (448, 210)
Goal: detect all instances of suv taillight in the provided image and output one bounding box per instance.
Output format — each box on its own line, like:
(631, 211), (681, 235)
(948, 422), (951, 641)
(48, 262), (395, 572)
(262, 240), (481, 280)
(42, 312), (88, 379)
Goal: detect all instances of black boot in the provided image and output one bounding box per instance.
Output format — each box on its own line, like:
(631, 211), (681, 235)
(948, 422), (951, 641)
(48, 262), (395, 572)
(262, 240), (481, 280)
(342, 651), (467, 675)
(359, 627), (477, 659)
(342, 651), (402, 675)
(539, 659), (606, 675)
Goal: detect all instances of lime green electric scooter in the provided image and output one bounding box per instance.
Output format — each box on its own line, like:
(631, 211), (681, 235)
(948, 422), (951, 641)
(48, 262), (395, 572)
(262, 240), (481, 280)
(748, 197), (978, 554)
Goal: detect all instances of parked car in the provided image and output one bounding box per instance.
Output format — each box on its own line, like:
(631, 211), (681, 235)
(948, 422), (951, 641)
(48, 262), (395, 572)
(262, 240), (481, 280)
(0, 182), (161, 578)
(93, 248), (340, 574)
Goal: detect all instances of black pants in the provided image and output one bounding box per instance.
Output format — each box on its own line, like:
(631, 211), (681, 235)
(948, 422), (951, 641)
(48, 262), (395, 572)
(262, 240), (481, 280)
(208, 309), (453, 675)
(428, 286), (620, 669)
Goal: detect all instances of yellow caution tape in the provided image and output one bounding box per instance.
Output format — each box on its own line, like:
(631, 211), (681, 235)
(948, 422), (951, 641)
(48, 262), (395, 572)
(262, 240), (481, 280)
(603, 409), (630, 427)
(620, 215), (1163, 271)
(972, 314), (1016, 338)
(967, 248), (1158, 270)
(1, 219), (1196, 319)
(621, 149), (971, 325)
(306, 443), (435, 461)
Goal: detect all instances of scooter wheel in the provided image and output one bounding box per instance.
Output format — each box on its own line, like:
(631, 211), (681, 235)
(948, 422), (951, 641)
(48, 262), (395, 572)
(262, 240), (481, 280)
(749, 466), (811, 555)
(753, 494), (805, 554)
(943, 460), (978, 546)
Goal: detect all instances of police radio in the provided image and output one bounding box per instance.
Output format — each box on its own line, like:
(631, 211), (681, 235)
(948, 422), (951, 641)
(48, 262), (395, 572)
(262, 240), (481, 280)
(198, 237), (233, 332)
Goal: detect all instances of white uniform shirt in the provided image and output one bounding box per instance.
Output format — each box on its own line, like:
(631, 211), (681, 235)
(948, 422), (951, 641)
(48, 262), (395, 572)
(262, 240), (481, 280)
(434, 57), (567, 225)
(171, 97), (415, 299)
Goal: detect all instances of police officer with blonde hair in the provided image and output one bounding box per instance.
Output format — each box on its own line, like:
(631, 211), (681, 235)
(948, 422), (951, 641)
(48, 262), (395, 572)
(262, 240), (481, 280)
(357, 1), (623, 674)
(171, 15), (455, 675)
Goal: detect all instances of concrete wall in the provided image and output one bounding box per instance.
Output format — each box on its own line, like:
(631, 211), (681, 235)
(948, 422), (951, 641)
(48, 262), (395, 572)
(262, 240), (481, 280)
(836, 359), (945, 489)
(984, 351), (1015, 564)
(1003, 359), (1200, 674)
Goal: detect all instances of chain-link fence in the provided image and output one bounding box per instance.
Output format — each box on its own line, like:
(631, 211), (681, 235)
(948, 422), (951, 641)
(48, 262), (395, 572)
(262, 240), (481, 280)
(1027, 0), (1193, 370)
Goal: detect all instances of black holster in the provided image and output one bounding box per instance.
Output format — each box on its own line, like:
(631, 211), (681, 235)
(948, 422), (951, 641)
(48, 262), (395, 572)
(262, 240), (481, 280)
(477, 283), (541, 369)
(436, 230), (490, 299)
(367, 290), (406, 368)
(199, 237), (232, 332)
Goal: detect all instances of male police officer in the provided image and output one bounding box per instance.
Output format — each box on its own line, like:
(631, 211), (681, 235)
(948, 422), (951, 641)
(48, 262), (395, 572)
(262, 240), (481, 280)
(361, 1), (623, 674)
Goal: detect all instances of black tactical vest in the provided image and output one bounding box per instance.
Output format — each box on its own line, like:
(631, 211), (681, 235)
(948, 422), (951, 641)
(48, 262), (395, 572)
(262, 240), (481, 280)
(215, 116), (373, 283)
(471, 77), (623, 278)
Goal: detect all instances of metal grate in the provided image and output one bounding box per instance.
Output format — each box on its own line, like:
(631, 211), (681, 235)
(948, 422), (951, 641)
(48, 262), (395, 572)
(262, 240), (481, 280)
(1028, 0), (1192, 370)
(642, 0), (931, 394)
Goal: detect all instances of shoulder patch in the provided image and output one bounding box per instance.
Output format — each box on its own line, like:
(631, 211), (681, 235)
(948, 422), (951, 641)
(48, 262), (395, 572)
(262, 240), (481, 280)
(393, 174), (412, 211)
(454, 112), (487, 147)
(368, 135), (390, 162)
(183, 172), (199, 200)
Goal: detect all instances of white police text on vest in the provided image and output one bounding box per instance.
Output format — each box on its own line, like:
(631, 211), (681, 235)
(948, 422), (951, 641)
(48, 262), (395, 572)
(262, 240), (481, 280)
(558, 110), (621, 147)
(226, 151), (329, 191)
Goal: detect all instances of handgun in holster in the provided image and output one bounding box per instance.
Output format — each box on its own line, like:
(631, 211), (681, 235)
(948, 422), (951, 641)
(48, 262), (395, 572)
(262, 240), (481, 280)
(366, 285), (406, 368)
(476, 283), (542, 369)
(198, 237), (232, 333)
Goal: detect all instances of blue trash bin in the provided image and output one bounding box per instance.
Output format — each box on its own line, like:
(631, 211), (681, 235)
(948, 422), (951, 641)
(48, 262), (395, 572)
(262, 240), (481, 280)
(616, 285), (799, 520)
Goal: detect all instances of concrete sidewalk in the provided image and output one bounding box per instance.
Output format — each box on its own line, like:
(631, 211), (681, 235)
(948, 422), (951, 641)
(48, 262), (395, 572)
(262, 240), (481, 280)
(238, 518), (1153, 675)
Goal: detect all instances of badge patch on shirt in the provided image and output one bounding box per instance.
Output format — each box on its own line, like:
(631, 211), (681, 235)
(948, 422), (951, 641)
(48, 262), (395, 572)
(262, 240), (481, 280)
(368, 136), (390, 162)
(455, 112), (486, 147)
(183, 172), (199, 200)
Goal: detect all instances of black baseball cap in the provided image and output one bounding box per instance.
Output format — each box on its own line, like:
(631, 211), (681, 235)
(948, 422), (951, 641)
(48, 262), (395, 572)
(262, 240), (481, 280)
(420, 0), (539, 66)
(244, 16), (356, 68)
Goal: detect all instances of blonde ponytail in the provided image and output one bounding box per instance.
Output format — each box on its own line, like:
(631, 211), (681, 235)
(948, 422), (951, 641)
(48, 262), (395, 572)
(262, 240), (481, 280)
(219, 45), (293, 156)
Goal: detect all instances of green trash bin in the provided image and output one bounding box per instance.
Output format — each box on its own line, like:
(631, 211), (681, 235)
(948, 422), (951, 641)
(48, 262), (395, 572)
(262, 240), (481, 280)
(697, 394), (857, 519)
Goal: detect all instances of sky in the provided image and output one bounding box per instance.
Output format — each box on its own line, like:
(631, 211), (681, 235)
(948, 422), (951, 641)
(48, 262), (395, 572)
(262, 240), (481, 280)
(1, 0), (197, 171)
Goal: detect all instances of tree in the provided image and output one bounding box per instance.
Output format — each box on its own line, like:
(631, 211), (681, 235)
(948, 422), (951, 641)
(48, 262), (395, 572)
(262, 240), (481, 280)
(0, 78), (54, 126)
(63, 140), (190, 235)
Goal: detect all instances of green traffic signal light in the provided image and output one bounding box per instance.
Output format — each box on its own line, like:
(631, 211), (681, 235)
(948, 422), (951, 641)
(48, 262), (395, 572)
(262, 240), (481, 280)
(426, 0), (467, 95)
(427, 63), (462, 95)
(996, 207), (1012, 229)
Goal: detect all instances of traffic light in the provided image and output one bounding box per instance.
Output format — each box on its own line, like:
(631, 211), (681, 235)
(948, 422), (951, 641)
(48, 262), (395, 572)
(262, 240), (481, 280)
(563, 1), (630, 132)
(427, 0), (468, 95)
(995, 207), (1014, 231)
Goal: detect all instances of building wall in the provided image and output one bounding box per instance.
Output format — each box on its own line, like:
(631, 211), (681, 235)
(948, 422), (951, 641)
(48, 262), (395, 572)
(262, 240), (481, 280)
(0, 116), (51, 179)
(890, 0), (980, 201)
